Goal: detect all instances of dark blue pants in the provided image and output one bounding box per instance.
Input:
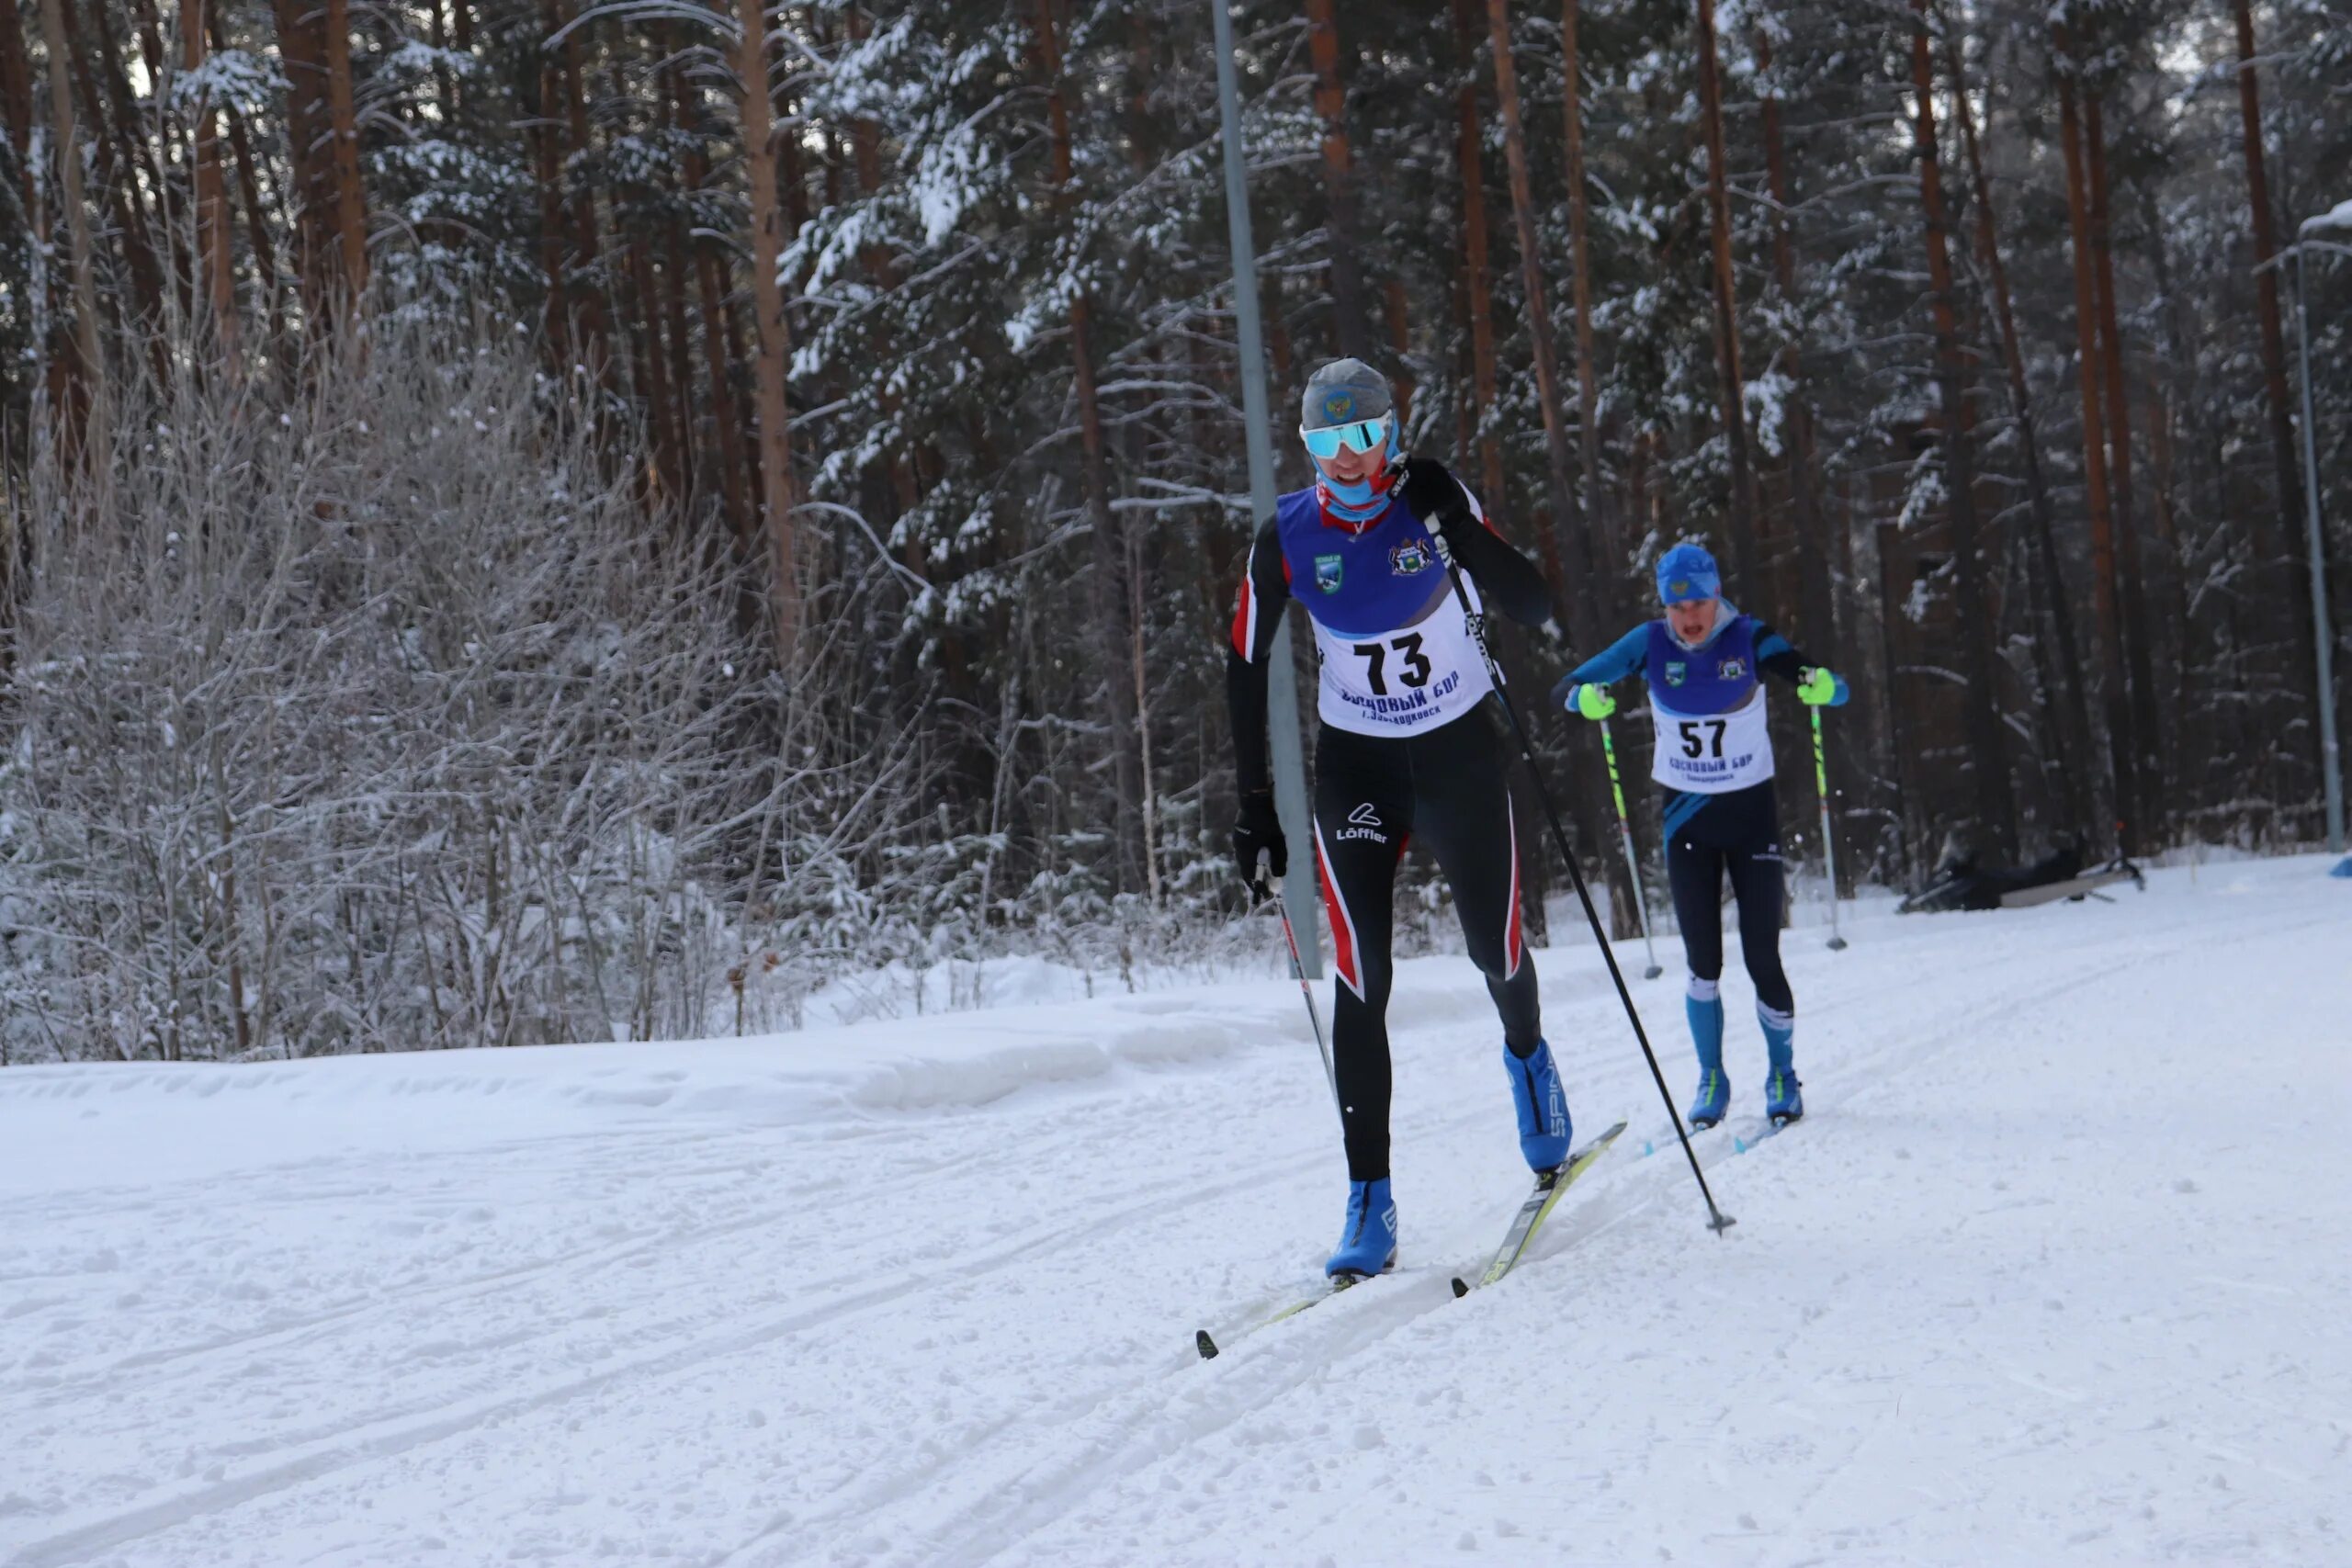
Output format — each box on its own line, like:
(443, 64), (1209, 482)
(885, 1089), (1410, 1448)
(1661, 780), (1793, 1017)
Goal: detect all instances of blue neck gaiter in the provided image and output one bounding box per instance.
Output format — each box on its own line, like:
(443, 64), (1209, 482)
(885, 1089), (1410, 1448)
(1313, 430), (1402, 525)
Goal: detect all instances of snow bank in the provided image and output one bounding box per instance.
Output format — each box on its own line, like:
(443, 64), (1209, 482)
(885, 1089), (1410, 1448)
(0, 952), (1566, 1198)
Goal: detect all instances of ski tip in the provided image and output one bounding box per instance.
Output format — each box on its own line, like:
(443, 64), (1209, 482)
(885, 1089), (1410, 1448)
(1450, 1277), (1469, 1299)
(1642, 1139), (1654, 1157)
(1195, 1329), (1219, 1360)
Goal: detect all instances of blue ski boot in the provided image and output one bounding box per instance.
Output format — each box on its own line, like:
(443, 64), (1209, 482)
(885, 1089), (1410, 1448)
(1326, 1177), (1397, 1278)
(1686, 981), (1728, 1128)
(1502, 1039), (1572, 1172)
(1758, 1003), (1802, 1123)
(1688, 1066), (1730, 1129)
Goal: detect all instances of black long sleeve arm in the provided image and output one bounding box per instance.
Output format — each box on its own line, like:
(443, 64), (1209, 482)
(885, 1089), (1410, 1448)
(1227, 648), (1272, 797)
(1225, 514), (1292, 797)
(1443, 512), (1554, 628)
(1400, 457), (1555, 628)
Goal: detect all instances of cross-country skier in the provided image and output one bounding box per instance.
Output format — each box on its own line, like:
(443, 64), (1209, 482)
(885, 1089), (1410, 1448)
(1227, 358), (1566, 1279)
(1550, 544), (1849, 1129)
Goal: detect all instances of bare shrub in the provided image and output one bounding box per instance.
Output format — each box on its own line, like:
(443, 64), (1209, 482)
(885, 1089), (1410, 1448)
(0, 330), (809, 1059)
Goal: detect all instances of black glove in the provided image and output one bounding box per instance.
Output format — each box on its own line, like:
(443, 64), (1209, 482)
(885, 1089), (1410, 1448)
(1230, 790), (1287, 899)
(1397, 457), (1472, 553)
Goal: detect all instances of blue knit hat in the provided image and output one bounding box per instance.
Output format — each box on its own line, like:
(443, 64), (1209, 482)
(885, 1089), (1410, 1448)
(1656, 543), (1722, 605)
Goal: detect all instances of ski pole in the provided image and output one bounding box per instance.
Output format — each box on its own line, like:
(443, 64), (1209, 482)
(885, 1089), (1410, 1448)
(1269, 889), (1342, 1132)
(1809, 703), (1849, 952)
(1597, 716), (1666, 980)
(1430, 540), (1735, 1235)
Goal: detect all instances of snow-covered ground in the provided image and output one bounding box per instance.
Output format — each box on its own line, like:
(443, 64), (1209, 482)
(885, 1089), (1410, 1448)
(3, 855), (2346, 1567)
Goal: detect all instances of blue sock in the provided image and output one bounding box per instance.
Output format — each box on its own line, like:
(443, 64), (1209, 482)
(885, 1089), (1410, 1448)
(1758, 1002), (1794, 1075)
(1686, 977), (1724, 1077)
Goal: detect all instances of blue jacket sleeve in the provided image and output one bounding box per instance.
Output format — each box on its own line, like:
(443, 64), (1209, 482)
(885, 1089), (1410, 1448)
(1752, 620), (1850, 705)
(1548, 624), (1650, 712)
(1567, 625), (1650, 687)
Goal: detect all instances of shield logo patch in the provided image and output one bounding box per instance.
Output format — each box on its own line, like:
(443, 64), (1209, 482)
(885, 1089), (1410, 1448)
(1315, 553), (1345, 593)
(1665, 660), (1687, 687)
(1389, 540), (1432, 576)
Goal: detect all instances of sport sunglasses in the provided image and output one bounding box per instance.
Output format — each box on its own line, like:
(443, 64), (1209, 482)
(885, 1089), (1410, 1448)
(1299, 414), (1391, 460)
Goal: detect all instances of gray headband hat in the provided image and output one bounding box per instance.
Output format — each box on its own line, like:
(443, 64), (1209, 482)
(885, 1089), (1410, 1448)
(1299, 358), (1395, 431)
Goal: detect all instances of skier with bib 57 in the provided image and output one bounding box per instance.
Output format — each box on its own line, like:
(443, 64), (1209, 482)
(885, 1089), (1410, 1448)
(1551, 545), (1849, 1129)
(1227, 359), (1566, 1279)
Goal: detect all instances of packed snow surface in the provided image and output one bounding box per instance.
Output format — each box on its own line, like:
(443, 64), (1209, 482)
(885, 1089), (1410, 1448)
(4, 856), (2346, 1566)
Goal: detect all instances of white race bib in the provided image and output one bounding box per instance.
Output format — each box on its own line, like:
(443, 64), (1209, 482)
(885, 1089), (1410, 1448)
(1313, 590), (1496, 737)
(1649, 692), (1775, 792)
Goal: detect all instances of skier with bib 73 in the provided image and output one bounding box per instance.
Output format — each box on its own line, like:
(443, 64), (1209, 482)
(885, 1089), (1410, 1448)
(1226, 359), (1565, 1279)
(1550, 545), (1849, 1129)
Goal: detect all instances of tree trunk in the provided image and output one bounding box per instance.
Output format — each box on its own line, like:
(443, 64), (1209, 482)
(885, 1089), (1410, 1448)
(38, 0), (104, 455)
(1692, 0), (1764, 611)
(1561, 0), (1611, 581)
(1490, 0), (1628, 938)
(673, 63), (752, 553)
(733, 0), (801, 658)
(846, 7), (920, 529)
(2083, 84), (2165, 843)
(624, 215), (680, 510)
(322, 0), (368, 309)
(533, 0), (571, 367)
(556, 0), (612, 381)
(1486, 0), (1593, 634)
(183, 0), (237, 370)
(87, 0), (180, 302)
(2052, 26), (2140, 855)
(1034, 0), (1143, 894)
(1304, 0), (1372, 359)
(1755, 18), (1849, 885)
(62, 2), (169, 364)
(1941, 11), (2095, 839)
(2230, 0), (2320, 740)
(271, 0), (336, 328)
(657, 200), (700, 525)
(1383, 276), (1414, 425)
(1909, 0), (2015, 860)
(1452, 0), (1504, 501)
(426, 0), (458, 119)
(205, 6), (281, 345)
(0, 3), (33, 182)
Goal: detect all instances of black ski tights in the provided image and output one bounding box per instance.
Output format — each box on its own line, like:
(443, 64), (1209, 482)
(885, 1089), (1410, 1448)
(1313, 704), (1542, 1181)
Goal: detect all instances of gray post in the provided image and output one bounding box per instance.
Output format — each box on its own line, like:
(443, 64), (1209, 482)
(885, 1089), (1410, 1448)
(1212, 0), (1322, 971)
(2290, 235), (2346, 852)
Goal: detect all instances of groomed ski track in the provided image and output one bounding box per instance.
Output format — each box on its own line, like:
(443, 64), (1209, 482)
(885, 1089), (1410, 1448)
(2, 856), (2345, 1566)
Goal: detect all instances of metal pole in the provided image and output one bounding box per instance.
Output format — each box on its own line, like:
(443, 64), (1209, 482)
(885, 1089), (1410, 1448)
(1213, 0), (1322, 971)
(1810, 706), (1849, 949)
(2290, 238), (2346, 852)
(1597, 718), (1665, 978)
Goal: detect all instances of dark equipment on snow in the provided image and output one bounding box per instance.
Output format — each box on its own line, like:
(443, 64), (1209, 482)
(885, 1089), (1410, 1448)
(1898, 843), (2145, 914)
